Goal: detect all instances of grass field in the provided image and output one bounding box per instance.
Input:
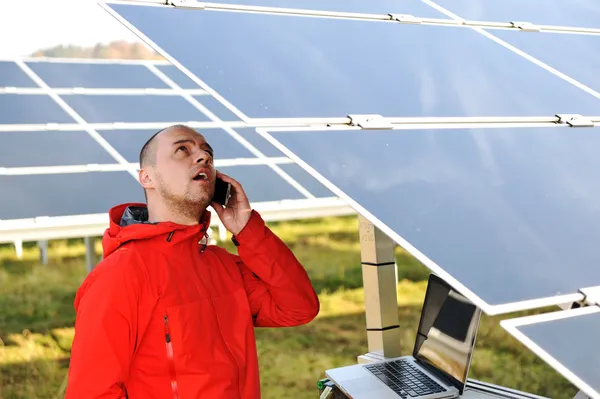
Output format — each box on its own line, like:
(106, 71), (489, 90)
(0, 214), (577, 398)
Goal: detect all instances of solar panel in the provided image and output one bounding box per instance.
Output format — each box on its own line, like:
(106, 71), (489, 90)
(104, 5), (600, 120)
(0, 172), (145, 220)
(155, 65), (202, 89)
(490, 30), (600, 95)
(501, 306), (600, 399)
(0, 61), (37, 87)
(60, 95), (213, 123)
(433, 0), (600, 30)
(0, 94), (73, 124)
(101, 0), (600, 308)
(0, 58), (346, 224)
(0, 130), (115, 167)
(259, 124), (600, 314)
(25, 61), (170, 89)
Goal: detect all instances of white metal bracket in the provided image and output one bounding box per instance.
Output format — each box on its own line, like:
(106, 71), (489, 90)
(578, 286), (600, 306)
(555, 114), (595, 127)
(348, 114), (394, 130)
(165, 0), (205, 9)
(510, 21), (541, 32)
(388, 14), (422, 24)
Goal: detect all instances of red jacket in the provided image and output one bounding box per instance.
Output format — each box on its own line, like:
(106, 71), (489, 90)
(65, 203), (320, 399)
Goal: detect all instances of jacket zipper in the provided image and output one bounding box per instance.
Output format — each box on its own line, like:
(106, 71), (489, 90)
(196, 250), (242, 398)
(163, 315), (181, 399)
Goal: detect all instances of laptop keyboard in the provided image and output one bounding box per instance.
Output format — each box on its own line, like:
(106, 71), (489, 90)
(364, 359), (447, 398)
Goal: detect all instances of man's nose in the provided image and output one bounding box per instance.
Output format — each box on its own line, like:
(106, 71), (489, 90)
(196, 153), (211, 164)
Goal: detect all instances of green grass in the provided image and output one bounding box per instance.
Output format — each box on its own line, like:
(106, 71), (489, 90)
(0, 215), (577, 398)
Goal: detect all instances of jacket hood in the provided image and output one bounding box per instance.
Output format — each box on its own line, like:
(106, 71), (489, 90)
(102, 203), (212, 258)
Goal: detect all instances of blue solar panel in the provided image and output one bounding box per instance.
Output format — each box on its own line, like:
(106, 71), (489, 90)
(433, 0), (600, 29)
(502, 307), (600, 399)
(99, 128), (255, 163)
(490, 30), (600, 96)
(25, 61), (171, 89)
(0, 172), (144, 220)
(60, 95), (211, 123)
(0, 94), (73, 124)
(265, 125), (600, 312)
(0, 61), (37, 88)
(232, 128), (286, 157)
(193, 96), (241, 121)
(0, 130), (114, 167)
(196, 0), (445, 17)
(218, 165), (306, 202)
(278, 163), (335, 198)
(107, 5), (600, 119)
(155, 64), (201, 89)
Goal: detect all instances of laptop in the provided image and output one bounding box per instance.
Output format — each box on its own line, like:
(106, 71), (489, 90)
(326, 274), (482, 399)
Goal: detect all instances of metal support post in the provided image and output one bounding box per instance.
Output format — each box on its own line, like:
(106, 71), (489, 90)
(84, 237), (98, 273)
(14, 240), (23, 259)
(38, 240), (48, 265)
(357, 214), (402, 358)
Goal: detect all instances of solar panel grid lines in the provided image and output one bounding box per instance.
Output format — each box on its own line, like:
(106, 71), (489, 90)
(12, 59), (139, 179)
(501, 306), (600, 399)
(0, 56), (341, 222)
(98, 2), (252, 123)
(144, 60), (318, 199)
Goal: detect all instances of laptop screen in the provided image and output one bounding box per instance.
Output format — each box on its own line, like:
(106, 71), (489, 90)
(413, 274), (481, 392)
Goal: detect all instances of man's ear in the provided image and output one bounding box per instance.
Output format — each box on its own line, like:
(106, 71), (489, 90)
(139, 168), (154, 190)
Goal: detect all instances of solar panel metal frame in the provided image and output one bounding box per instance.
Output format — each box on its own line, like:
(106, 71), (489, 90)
(501, 305), (600, 399)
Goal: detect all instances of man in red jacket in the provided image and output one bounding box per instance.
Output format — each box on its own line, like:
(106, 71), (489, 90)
(65, 124), (320, 399)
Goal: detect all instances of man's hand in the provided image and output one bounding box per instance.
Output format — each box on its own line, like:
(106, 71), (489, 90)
(210, 171), (252, 236)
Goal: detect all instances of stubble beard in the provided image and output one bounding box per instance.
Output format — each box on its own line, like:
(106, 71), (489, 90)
(156, 175), (212, 223)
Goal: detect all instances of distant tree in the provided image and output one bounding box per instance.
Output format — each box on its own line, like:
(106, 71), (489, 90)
(30, 40), (164, 60)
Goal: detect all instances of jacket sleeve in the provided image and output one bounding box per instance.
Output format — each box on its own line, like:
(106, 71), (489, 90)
(65, 249), (150, 399)
(232, 210), (320, 327)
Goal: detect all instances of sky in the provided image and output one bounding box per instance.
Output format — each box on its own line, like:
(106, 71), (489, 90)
(0, 0), (141, 57)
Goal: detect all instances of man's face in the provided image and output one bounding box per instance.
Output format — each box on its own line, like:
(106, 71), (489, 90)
(143, 127), (216, 214)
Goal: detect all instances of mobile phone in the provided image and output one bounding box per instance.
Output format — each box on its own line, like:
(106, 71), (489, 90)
(213, 177), (231, 206)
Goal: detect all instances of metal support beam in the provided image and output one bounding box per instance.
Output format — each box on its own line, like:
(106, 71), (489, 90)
(38, 240), (48, 265)
(357, 214), (402, 358)
(14, 239), (23, 259)
(84, 237), (98, 273)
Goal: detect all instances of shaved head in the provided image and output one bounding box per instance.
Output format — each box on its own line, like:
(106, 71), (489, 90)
(138, 124), (216, 224)
(139, 124), (192, 168)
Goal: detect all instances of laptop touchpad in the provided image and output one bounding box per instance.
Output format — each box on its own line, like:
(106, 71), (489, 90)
(343, 376), (386, 393)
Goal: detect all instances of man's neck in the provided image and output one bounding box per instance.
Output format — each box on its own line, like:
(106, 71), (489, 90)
(146, 201), (204, 226)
